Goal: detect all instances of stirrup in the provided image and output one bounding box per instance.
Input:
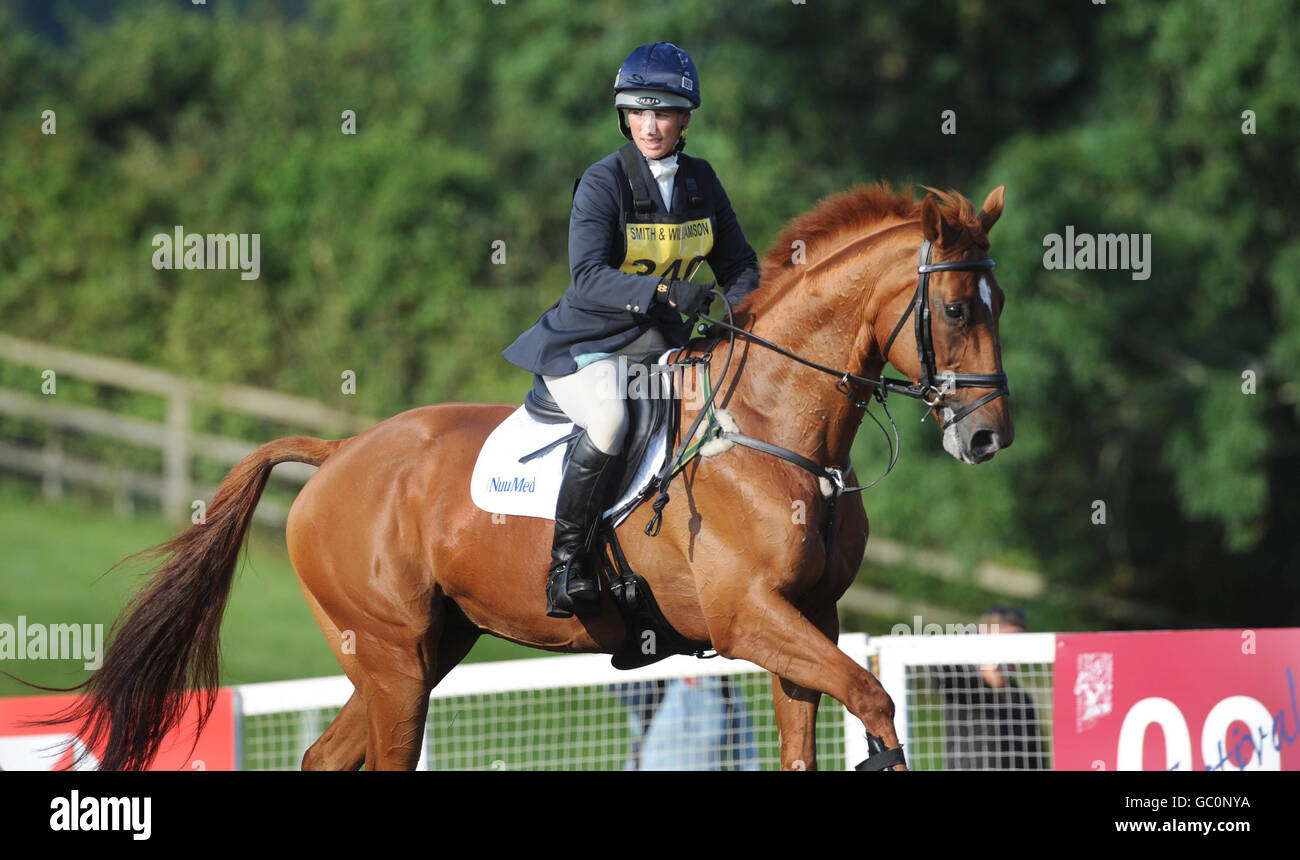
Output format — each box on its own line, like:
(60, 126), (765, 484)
(545, 555), (600, 619)
(853, 734), (906, 771)
(545, 568), (575, 619)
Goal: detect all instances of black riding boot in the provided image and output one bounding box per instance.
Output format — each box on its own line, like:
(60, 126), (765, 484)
(545, 432), (623, 619)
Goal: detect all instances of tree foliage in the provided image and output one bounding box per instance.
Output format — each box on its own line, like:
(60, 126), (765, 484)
(1, 0), (1295, 626)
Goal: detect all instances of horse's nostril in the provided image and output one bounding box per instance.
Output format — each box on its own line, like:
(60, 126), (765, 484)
(970, 429), (1000, 457)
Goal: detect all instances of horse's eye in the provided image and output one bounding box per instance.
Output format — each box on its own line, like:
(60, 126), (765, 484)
(944, 303), (965, 322)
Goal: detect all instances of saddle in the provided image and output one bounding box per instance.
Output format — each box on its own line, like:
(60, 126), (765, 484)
(525, 350), (712, 671)
(523, 347), (670, 509)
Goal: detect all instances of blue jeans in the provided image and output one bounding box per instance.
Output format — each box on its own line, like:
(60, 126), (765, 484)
(616, 678), (759, 771)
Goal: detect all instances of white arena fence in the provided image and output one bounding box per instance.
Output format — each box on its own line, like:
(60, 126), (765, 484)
(233, 633), (1055, 771)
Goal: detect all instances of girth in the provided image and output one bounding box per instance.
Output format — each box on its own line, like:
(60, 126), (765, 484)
(600, 522), (714, 670)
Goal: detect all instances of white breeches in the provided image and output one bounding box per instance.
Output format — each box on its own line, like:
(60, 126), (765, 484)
(543, 328), (668, 455)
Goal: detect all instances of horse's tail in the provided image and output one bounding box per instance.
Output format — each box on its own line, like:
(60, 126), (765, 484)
(41, 434), (348, 771)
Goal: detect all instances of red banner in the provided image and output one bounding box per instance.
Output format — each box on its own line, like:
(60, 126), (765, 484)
(1053, 629), (1300, 771)
(0, 689), (238, 771)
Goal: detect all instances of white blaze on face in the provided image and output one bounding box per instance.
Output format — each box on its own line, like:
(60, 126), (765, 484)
(936, 279), (999, 465)
(940, 406), (979, 464)
(978, 276), (993, 315)
(940, 406), (962, 461)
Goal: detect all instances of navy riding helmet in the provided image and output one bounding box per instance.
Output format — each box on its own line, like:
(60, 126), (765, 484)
(613, 42), (700, 153)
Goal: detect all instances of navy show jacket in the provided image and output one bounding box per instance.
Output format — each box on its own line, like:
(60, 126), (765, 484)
(503, 144), (760, 378)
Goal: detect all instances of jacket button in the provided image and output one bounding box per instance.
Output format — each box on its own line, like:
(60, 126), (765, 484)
(633, 305), (640, 312)
(625, 304), (632, 310)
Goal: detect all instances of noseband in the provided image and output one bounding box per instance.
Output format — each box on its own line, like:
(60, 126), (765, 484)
(880, 238), (1009, 426)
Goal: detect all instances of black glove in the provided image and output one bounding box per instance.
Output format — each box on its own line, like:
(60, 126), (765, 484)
(654, 278), (716, 317)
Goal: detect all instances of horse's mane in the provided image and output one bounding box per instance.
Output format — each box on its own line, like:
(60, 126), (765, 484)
(750, 182), (987, 309)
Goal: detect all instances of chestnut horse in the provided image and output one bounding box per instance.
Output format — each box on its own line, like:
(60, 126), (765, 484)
(56, 183), (1012, 771)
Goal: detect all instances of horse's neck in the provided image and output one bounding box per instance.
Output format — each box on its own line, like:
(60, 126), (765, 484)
(724, 226), (912, 469)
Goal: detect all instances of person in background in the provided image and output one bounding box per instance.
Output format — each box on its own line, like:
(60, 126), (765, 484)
(611, 679), (666, 770)
(929, 606), (1049, 770)
(615, 676), (758, 770)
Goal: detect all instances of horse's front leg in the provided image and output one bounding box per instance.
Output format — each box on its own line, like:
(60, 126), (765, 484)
(771, 674), (820, 770)
(770, 606), (839, 771)
(709, 588), (904, 770)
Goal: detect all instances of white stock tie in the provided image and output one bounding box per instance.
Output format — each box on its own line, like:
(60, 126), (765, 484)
(647, 154), (678, 213)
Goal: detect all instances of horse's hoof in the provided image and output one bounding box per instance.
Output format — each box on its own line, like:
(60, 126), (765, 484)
(854, 734), (907, 771)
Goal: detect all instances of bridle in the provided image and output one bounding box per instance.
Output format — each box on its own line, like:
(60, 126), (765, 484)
(879, 238), (1009, 425)
(697, 236), (1009, 426)
(642, 233), (1010, 536)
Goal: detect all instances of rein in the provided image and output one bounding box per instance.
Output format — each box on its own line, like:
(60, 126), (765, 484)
(703, 238), (1007, 417)
(643, 236), (1008, 538)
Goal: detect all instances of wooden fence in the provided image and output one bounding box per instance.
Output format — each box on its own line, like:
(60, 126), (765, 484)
(0, 333), (1168, 625)
(0, 333), (375, 525)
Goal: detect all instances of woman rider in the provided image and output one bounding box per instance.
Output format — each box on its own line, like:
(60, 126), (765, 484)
(503, 42), (760, 619)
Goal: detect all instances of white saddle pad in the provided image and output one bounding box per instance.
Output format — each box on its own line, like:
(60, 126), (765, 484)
(470, 402), (669, 526)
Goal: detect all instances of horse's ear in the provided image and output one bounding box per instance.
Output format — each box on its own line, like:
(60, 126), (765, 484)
(919, 193), (943, 243)
(920, 192), (962, 248)
(979, 185), (1006, 234)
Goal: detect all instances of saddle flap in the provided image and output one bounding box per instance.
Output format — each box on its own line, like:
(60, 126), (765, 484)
(470, 350), (680, 524)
